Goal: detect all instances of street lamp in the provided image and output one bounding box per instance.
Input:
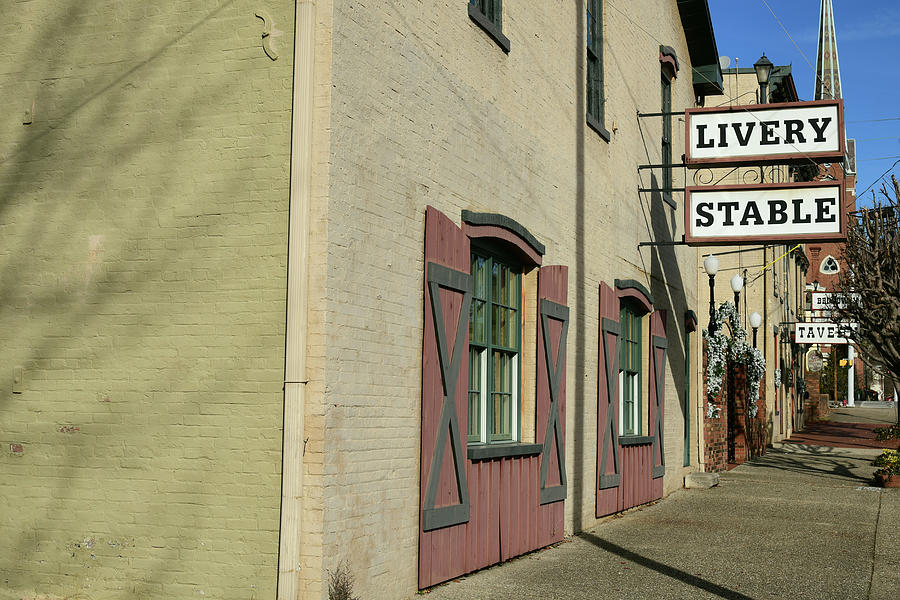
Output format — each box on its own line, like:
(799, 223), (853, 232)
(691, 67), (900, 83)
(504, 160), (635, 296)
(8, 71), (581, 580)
(704, 254), (719, 332)
(754, 54), (774, 104)
(730, 273), (744, 310)
(750, 311), (762, 348)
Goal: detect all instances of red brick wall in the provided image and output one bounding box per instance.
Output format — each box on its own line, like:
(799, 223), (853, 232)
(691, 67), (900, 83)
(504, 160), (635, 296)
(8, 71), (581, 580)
(703, 340), (768, 472)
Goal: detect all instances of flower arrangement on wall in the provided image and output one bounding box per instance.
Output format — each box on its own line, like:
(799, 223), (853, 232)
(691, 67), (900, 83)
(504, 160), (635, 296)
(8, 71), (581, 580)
(703, 301), (766, 419)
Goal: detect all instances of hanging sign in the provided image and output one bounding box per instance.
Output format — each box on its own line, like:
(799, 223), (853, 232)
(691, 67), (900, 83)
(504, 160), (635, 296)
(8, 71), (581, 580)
(685, 100), (844, 166)
(811, 292), (860, 311)
(807, 349), (824, 372)
(684, 181), (845, 245)
(794, 322), (857, 345)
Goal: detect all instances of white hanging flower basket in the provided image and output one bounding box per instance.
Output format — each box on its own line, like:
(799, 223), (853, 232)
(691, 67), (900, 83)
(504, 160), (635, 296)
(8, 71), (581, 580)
(703, 301), (766, 419)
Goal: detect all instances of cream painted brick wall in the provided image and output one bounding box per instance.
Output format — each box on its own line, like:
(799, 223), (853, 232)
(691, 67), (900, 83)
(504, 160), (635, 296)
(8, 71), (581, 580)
(320, 1), (702, 597)
(0, 2), (294, 598)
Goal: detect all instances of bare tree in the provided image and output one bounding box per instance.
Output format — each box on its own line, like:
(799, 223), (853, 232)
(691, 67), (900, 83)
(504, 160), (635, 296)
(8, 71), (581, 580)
(837, 175), (900, 423)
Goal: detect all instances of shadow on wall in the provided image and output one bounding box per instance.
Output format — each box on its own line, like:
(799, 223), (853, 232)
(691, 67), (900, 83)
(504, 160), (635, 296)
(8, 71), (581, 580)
(1, 0), (286, 596)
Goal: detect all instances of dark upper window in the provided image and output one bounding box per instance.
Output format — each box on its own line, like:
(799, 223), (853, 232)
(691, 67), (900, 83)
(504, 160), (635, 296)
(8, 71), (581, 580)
(469, 0), (510, 53)
(586, 0), (609, 141)
(661, 69), (674, 207)
(468, 248), (521, 444)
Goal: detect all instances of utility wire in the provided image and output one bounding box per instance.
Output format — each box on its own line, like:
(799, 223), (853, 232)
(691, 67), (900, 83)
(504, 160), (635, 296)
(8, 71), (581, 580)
(848, 117), (900, 123)
(607, 0), (831, 172)
(760, 0), (832, 99)
(858, 156), (900, 162)
(858, 159), (900, 198)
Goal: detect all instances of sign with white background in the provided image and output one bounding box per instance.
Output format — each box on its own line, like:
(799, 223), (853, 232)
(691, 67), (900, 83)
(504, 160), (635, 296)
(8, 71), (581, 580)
(685, 181), (845, 244)
(795, 322), (857, 344)
(686, 100), (843, 166)
(811, 292), (861, 311)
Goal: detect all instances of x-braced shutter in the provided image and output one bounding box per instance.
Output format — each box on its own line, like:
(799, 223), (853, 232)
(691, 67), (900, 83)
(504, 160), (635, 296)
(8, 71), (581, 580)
(421, 207), (472, 532)
(538, 266), (568, 505)
(597, 282), (622, 497)
(650, 310), (668, 480)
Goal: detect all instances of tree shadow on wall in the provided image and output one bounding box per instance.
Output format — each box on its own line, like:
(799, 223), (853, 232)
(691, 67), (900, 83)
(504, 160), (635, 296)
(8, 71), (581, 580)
(1, 0), (285, 596)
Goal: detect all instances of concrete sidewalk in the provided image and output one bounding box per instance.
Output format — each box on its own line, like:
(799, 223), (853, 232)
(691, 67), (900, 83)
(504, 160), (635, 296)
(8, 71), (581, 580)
(412, 444), (897, 600)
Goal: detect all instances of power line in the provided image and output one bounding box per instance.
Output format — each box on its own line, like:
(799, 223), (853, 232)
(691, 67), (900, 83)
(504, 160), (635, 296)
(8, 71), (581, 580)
(848, 117), (900, 123)
(858, 156), (900, 162)
(606, 0), (833, 172)
(858, 158), (900, 198)
(759, 0), (831, 97)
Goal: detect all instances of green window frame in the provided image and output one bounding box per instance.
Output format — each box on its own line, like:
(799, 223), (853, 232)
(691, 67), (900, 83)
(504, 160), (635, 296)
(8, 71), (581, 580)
(661, 69), (673, 207)
(468, 249), (521, 444)
(619, 303), (642, 436)
(586, 0), (609, 141)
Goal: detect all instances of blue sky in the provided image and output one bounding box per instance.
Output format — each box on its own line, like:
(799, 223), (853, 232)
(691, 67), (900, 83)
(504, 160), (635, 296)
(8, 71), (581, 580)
(708, 0), (900, 207)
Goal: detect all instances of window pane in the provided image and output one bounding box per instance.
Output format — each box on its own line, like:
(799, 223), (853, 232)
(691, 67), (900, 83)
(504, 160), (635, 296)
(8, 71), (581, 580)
(492, 261), (500, 304)
(469, 349), (482, 439)
(472, 255), (485, 299)
(624, 372), (635, 434)
(470, 299), (485, 345)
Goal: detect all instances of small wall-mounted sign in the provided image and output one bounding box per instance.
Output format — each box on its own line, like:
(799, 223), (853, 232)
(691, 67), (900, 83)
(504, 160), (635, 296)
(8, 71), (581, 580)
(685, 181), (845, 245)
(685, 100), (844, 167)
(794, 321), (857, 345)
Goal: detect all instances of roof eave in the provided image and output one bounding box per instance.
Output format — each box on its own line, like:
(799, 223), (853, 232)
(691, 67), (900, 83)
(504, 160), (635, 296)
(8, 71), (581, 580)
(677, 0), (724, 96)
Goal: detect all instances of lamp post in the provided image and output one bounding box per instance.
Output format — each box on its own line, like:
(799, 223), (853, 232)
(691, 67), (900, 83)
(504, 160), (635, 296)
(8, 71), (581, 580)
(750, 312), (762, 348)
(730, 273), (744, 312)
(754, 53), (774, 104)
(704, 254), (719, 333)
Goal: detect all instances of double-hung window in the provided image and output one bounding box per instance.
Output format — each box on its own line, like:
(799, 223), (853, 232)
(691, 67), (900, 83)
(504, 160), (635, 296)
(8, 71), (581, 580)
(619, 303), (642, 436)
(468, 250), (521, 444)
(586, 0), (609, 140)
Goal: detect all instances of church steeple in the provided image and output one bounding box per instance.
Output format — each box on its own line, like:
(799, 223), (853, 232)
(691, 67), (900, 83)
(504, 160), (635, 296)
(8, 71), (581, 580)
(815, 0), (842, 100)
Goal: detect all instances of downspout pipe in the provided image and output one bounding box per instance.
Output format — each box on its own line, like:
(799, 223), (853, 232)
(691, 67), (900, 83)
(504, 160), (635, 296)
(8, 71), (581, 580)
(278, 1), (316, 598)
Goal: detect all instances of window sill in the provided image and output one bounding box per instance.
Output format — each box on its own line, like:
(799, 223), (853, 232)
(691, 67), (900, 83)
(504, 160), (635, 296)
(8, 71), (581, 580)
(586, 113), (611, 143)
(468, 5), (510, 53)
(618, 435), (654, 446)
(468, 442), (543, 460)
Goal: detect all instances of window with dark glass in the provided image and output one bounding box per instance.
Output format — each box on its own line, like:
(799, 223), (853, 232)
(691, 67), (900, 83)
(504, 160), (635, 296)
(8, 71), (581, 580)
(468, 250), (521, 444)
(468, 0), (509, 53)
(586, 0), (609, 140)
(661, 69), (673, 207)
(619, 303), (642, 436)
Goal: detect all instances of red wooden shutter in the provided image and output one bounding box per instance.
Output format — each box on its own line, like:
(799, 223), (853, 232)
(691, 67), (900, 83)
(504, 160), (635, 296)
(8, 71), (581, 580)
(419, 206), (472, 588)
(649, 310), (668, 489)
(536, 265), (567, 545)
(597, 282), (622, 517)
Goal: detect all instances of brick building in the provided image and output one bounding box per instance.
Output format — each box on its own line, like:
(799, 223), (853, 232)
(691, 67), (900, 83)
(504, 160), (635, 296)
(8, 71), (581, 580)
(1, 1), (729, 598)
(802, 0), (862, 409)
(695, 62), (811, 468)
